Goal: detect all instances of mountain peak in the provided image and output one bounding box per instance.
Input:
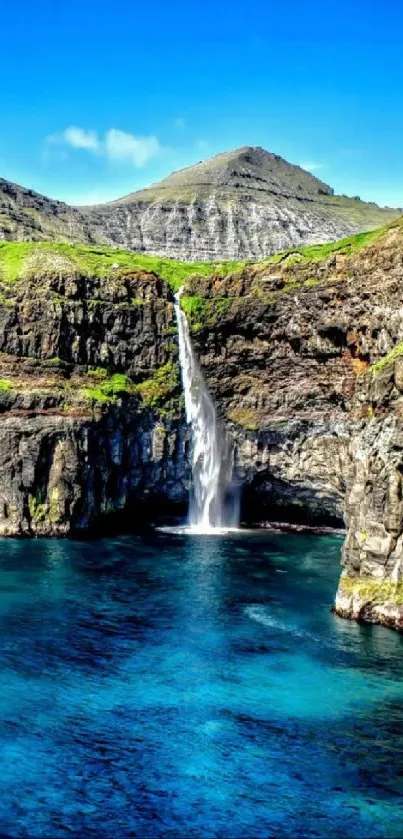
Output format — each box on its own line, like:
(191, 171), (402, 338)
(117, 145), (334, 204)
(0, 146), (400, 263)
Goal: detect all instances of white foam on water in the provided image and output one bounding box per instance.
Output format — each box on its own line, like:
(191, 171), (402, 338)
(245, 604), (333, 647)
(157, 525), (240, 536)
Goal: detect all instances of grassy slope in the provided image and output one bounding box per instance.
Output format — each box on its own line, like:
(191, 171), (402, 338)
(0, 218), (399, 289)
(0, 241), (243, 290)
(257, 223), (397, 266)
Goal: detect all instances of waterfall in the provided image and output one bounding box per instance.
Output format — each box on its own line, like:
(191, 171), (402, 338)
(174, 289), (238, 532)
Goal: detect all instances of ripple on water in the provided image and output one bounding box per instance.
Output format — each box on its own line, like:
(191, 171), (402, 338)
(0, 531), (402, 838)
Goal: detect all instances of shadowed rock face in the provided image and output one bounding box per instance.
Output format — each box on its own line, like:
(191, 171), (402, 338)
(0, 269), (188, 535)
(0, 178), (94, 243)
(334, 374), (403, 631)
(1, 147), (399, 260)
(0, 219), (403, 628)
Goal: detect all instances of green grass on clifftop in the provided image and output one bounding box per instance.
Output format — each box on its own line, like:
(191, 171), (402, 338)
(0, 216), (400, 288)
(259, 226), (389, 268)
(0, 241), (245, 289)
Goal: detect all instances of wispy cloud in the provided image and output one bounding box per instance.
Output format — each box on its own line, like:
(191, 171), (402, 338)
(46, 126), (164, 168)
(299, 161), (325, 172)
(104, 129), (162, 167)
(48, 126), (99, 151)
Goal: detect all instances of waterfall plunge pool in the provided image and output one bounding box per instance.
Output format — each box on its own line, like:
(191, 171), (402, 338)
(0, 529), (403, 837)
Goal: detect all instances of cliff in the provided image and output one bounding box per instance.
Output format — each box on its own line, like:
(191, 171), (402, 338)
(1, 147), (399, 261)
(335, 359), (403, 631)
(1, 220), (403, 630)
(0, 247), (188, 534)
(184, 217), (403, 631)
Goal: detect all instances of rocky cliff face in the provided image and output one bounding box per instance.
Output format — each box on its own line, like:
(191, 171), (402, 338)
(1, 220), (403, 630)
(183, 221), (402, 523)
(0, 178), (94, 244)
(1, 148), (399, 260)
(335, 356), (403, 630)
(0, 265), (188, 535)
(183, 217), (403, 630)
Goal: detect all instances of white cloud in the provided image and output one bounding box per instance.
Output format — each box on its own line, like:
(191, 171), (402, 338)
(46, 126), (163, 168)
(104, 129), (162, 167)
(64, 126), (100, 150)
(48, 126), (100, 151)
(299, 161), (325, 172)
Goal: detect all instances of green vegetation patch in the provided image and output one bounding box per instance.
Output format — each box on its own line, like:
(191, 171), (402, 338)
(28, 489), (47, 524)
(180, 295), (207, 331)
(180, 295), (233, 331)
(79, 372), (135, 404)
(0, 379), (13, 392)
(370, 342), (403, 376)
(340, 574), (403, 606)
(87, 366), (108, 379)
(134, 362), (179, 410)
(227, 406), (259, 431)
(260, 226), (388, 269)
(0, 241), (246, 290)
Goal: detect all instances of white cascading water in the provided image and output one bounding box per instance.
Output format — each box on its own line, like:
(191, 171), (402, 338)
(174, 288), (237, 532)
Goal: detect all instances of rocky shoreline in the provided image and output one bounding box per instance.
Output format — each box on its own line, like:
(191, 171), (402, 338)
(333, 572), (403, 631)
(256, 521), (345, 536)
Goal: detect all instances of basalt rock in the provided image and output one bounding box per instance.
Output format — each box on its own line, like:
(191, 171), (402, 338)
(0, 220), (403, 632)
(0, 267), (188, 535)
(185, 220), (403, 530)
(334, 364), (403, 630)
(183, 217), (403, 630)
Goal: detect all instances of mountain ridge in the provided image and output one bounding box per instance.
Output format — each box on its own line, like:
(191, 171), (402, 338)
(1, 146), (400, 261)
(112, 146), (335, 204)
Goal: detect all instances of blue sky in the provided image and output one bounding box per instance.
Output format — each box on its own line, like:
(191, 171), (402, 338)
(1, 0), (402, 206)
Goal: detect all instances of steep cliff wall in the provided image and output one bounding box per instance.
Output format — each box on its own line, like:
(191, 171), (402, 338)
(0, 263), (188, 534)
(335, 356), (403, 630)
(182, 216), (403, 629)
(1, 222), (403, 632)
(186, 221), (403, 527)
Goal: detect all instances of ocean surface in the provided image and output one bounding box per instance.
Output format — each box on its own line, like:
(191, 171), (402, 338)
(0, 530), (403, 838)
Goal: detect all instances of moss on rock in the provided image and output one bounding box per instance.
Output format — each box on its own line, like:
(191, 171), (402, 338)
(339, 574), (403, 606)
(371, 342), (403, 377)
